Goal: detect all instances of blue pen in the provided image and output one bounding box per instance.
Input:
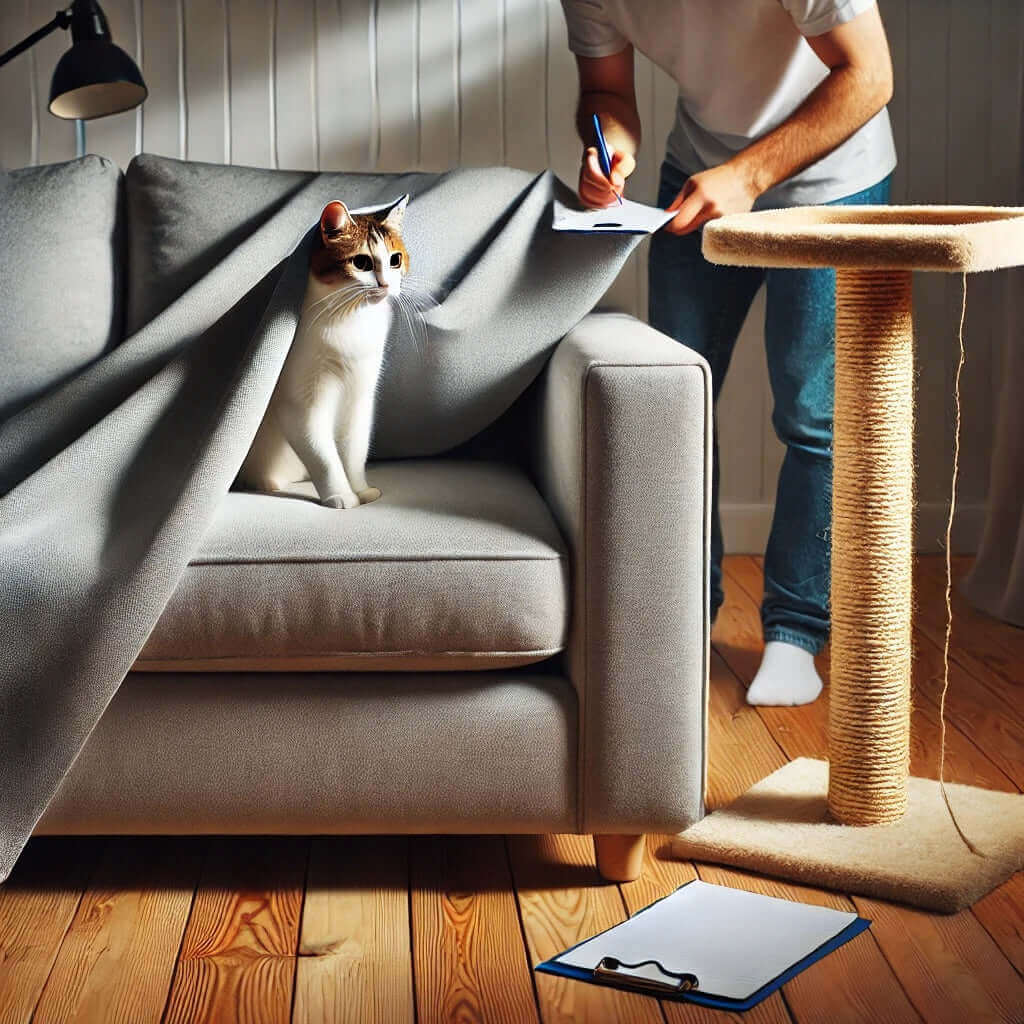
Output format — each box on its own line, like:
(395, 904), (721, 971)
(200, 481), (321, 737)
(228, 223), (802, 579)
(592, 113), (623, 205)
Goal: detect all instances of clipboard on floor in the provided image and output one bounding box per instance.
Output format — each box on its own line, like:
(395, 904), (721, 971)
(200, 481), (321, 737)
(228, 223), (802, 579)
(535, 879), (871, 1012)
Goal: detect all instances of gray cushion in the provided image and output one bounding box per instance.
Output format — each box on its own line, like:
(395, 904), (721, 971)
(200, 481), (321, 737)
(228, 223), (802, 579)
(0, 156), (123, 421)
(137, 460), (569, 671)
(124, 155), (316, 333)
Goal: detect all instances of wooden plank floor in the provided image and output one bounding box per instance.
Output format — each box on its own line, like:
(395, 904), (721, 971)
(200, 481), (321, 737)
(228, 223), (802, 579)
(1, 556), (1020, 1024)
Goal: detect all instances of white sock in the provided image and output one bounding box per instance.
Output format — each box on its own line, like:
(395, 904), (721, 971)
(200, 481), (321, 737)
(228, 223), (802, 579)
(746, 640), (823, 707)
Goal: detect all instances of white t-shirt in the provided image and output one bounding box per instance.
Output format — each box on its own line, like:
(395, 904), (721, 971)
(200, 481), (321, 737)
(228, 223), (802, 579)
(561, 0), (896, 206)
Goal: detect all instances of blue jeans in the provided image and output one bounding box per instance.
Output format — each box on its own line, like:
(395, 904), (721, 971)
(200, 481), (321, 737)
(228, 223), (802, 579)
(649, 162), (891, 654)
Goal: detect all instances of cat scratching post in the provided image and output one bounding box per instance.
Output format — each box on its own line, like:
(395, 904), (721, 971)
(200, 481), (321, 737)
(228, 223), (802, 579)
(673, 206), (1024, 912)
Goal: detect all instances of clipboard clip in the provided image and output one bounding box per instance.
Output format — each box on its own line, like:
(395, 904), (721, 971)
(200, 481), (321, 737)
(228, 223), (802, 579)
(593, 956), (699, 994)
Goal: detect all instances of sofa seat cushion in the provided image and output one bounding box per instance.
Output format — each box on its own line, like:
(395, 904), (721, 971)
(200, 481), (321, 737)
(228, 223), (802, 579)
(137, 460), (569, 671)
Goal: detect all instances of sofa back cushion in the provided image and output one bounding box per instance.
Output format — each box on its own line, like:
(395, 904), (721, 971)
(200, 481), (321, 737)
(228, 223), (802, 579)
(0, 156), (123, 421)
(124, 155), (317, 334)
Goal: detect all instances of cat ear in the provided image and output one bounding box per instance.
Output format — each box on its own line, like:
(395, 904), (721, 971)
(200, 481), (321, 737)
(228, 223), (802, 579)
(380, 194), (410, 231)
(320, 200), (352, 240)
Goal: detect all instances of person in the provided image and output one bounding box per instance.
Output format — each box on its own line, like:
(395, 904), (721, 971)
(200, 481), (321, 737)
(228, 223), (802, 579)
(561, 0), (895, 706)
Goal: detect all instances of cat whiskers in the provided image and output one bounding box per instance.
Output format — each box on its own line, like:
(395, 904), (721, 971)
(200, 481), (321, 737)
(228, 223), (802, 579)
(307, 284), (370, 329)
(303, 283), (363, 313)
(389, 279), (438, 355)
(391, 292), (427, 354)
(401, 276), (443, 307)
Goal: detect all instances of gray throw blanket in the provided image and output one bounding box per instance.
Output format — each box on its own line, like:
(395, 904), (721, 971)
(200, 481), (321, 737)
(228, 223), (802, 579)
(0, 165), (638, 880)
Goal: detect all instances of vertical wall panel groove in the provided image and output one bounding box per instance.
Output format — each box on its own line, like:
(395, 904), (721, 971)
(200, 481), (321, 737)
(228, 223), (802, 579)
(178, 0), (187, 158)
(0, 1), (34, 170)
(183, 0), (228, 163)
(376, 0), (422, 172)
(273, 0), (317, 170)
(270, 0), (279, 168)
(221, 0), (229, 162)
(459, 0), (503, 166)
(311, 0), (320, 168)
(417, 0), (458, 170)
(455, 0), (463, 164)
(226, 0), (274, 168)
(133, 0), (142, 155)
(368, 0), (381, 168)
(414, 0), (422, 166)
(29, 43), (39, 166)
(544, 0), (576, 186)
(139, 0), (184, 158)
(498, 0), (506, 165)
(503, 0), (546, 171)
(315, 0), (373, 171)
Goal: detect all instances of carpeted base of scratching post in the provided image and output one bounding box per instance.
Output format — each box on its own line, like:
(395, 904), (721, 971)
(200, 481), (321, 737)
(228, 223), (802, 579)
(673, 759), (1024, 914)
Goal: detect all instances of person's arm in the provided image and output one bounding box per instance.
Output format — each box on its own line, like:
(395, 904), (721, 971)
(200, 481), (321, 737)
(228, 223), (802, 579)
(574, 47), (642, 208)
(665, 4), (894, 234)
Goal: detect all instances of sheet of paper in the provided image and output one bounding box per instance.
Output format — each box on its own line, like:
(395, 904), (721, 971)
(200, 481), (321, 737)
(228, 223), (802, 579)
(553, 880), (859, 1001)
(552, 196), (676, 234)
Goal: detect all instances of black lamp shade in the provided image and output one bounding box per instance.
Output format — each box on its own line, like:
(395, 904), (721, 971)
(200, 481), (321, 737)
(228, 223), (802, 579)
(49, 39), (147, 119)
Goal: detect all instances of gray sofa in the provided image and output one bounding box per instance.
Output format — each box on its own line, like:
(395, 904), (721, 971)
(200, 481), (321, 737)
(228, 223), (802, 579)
(5, 155), (711, 881)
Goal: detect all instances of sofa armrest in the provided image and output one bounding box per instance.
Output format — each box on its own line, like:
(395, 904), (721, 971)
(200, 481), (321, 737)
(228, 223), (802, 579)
(531, 312), (712, 834)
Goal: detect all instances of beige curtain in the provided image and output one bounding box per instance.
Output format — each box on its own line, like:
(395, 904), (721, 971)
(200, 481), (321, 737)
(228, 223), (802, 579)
(961, 80), (1024, 627)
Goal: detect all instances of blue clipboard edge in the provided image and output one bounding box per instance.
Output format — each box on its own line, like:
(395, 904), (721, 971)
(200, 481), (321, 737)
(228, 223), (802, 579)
(534, 880), (872, 1012)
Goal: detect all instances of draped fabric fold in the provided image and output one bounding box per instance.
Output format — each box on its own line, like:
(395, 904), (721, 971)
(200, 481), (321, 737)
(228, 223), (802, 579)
(0, 159), (637, 880)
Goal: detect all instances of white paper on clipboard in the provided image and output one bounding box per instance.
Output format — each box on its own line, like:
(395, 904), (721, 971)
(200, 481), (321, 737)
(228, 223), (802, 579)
(552, 196), (676, 235)
(551, 880), (860, 1001)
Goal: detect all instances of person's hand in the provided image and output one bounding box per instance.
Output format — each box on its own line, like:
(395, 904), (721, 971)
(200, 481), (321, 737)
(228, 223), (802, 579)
(664, 162), (760, 235)
(578, 146), (636, 208)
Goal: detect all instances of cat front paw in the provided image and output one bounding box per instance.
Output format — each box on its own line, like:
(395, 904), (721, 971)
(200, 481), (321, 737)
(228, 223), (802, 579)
(321, 491), (361, 509)
(357, 486), (382, 504)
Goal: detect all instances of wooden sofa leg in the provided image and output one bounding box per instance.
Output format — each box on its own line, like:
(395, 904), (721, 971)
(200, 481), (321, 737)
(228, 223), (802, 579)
(594, 834), (645, 882)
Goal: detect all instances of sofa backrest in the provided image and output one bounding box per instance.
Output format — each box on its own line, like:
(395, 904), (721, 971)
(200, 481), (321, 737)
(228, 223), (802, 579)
(125, 154), (594, 461)
(0, 156), (123, 422)
(4, 154), (629, 460)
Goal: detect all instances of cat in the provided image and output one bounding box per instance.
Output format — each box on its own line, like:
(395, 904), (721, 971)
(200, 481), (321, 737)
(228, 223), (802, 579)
(239, 195), (410, 508)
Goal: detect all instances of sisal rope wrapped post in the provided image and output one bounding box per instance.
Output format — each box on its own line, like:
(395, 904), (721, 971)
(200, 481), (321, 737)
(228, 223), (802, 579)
(828, 268), (914, 825)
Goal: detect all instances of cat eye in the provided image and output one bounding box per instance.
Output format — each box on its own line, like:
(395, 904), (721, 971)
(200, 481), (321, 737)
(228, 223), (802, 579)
(390, 252), (403, 268)
(351, 254), (373, 271)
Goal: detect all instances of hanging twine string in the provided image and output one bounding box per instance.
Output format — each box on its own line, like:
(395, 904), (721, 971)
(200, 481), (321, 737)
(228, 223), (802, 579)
(937, 272), (984, 857)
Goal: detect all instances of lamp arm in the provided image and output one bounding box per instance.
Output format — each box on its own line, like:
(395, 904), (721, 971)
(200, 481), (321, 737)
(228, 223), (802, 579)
(0, 10), (71, 70)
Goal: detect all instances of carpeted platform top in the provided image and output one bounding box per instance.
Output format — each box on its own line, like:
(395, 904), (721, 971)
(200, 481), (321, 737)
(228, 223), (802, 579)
(703, 205), (1024, 272)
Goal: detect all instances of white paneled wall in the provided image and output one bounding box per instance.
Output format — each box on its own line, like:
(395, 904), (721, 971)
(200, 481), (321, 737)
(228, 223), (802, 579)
(1, 0), (1021, 551)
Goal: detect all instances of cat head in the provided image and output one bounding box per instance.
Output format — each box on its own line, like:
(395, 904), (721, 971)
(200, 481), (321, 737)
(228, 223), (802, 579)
(311, 195), (410, 305)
